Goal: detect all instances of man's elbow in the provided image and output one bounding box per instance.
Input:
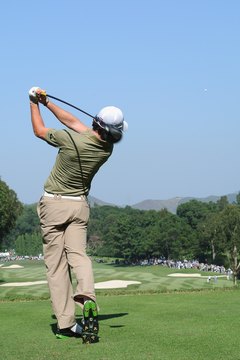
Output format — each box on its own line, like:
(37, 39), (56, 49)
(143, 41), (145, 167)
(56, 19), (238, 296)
(33, 128), (48, 139)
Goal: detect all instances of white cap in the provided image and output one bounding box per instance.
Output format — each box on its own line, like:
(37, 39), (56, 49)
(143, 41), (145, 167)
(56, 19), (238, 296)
(97, 106), (128, 131)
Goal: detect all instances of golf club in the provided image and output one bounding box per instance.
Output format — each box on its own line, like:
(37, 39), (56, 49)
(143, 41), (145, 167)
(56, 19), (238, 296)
(46, 93), (96, 119)
(41, 92), (127, 141)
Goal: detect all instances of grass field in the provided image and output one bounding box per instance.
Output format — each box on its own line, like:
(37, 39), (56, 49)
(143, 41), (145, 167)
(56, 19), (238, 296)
(0, 260), (239, 360)
(0, 259), (233, 299)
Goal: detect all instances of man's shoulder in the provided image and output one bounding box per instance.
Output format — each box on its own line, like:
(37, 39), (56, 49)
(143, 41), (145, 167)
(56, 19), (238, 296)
(45, 128), (70, 146)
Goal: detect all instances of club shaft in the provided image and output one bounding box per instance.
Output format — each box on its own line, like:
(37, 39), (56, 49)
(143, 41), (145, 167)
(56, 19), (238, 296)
(47, 94), (95, 119)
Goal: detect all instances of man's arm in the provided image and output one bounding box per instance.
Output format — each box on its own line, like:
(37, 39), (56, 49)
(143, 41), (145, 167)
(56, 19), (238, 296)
(36, 88), (89, 133)
(45, 101), (89, 133)
(30, 102), (50, 140)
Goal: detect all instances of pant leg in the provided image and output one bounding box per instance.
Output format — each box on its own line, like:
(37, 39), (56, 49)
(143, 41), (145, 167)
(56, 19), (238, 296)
(64, 199), (96, 305)
(37, 197), (76, 329)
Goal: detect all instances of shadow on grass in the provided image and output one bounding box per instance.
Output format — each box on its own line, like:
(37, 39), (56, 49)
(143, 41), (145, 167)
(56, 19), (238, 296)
(50, 312), (128, 334)
(105, 263), (131, 268)
(98, 312), (128, 321)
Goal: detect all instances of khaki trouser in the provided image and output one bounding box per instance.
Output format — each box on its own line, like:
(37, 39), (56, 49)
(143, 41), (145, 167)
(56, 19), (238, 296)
(37, 195), (96, 329)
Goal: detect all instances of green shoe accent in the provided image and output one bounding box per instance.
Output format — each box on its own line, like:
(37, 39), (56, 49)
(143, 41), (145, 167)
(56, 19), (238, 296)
(82, 300), (99, 338)
(56, 333), (70, 340)
(90, 301), (98, 317)
(56, 327), (82, 339)
(83, 300), (92, 318)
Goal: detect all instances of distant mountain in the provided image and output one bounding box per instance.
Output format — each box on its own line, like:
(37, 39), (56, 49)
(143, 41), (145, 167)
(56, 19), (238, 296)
(30, 192), (238, 213)
(131, 192), (239, 213)
(88, 195), (115, 207)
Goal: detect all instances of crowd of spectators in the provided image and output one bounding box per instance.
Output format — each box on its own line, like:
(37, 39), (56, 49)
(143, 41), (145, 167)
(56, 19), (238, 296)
(1, 252), (233, 277)
(113, 257), (232, 276)
(0, 253), (43, 262)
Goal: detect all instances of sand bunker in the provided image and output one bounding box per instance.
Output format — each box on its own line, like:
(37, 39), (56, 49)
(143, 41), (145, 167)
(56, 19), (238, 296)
(0, 280), (48, 287)
(4, 265), (24, 269)
(168, 273), (226, 278)
(0, 264), (141, 288)
(1, 264), (24, 269)
(0, 279), (141, 289)
(95, 280), (141, 289)
(168, 273), (202, 278)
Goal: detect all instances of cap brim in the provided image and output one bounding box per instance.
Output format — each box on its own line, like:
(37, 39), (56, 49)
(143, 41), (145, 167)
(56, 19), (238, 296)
(123, 121), (128, 132)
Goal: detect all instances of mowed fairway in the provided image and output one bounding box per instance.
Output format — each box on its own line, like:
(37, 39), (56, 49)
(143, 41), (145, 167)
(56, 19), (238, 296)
(0, 260), (239, 360)
(0, 259), (233, 299)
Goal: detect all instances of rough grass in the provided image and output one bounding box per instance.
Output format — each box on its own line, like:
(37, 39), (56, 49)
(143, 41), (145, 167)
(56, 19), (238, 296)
(1, 290), (240, 360)
(0, 260), (238, 359)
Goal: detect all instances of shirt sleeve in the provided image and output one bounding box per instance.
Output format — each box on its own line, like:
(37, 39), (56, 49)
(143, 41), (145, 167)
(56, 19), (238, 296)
(44, 129), (68, 147)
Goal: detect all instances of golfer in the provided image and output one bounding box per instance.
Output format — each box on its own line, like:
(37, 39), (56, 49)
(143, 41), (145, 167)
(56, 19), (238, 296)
(29, 87), (127, 342)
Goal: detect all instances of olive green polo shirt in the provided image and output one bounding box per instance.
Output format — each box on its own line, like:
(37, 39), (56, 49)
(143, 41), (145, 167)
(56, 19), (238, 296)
(44, 129), (113, 196)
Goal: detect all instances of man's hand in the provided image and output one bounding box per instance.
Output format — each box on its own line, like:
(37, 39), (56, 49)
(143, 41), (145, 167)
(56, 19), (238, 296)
(36, 88), (49, 106)
(29, 86), (49, 106)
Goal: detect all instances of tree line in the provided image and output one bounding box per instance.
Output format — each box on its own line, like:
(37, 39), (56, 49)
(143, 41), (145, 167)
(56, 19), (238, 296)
(1, 178), (240, 284)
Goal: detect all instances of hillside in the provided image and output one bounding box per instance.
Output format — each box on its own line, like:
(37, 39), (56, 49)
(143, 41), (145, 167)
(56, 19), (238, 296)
(131, 192), (238, 213)
(89, 192), (239, 214)
(32, 192), (239, 214)
(88, 195), (114, 207)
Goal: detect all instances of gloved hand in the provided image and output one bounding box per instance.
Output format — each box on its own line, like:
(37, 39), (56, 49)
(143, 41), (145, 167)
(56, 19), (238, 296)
(29, 86), (39, 104)
(29, 87), (49, 105)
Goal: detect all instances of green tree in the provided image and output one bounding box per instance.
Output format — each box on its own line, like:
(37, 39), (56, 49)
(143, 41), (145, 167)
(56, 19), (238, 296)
(235, 192), (240, 206)
(177, 200), (220, 262)
(88, 206), (196, 261)
(5, 204), (40, 248)
(0, 178), (23, 249)
(176, 200), (217, 230)
(217, 205), (240, 285)
(198, 213), (224, 264)
(216, 195), (229, 211)
(148, 209), (196, 260)
(15, 232), (42, 256)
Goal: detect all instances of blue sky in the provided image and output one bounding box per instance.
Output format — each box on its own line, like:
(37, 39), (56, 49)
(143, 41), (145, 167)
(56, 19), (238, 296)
(1, 0), (240, 206)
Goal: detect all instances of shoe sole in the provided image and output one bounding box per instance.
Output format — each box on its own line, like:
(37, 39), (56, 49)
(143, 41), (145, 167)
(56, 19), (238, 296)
(82, 332), (99, 344)
(82, 300), (99, 344)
